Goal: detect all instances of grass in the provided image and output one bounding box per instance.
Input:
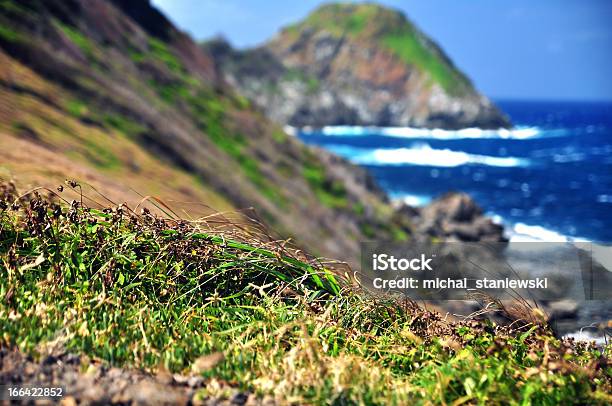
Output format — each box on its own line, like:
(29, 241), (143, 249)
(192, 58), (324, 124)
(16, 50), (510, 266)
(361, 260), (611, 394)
(381, 32), (467, 95)
(299, 3), (378, 37)
(140, 60), (290, 208)
(0, 1), (27, 43)
(65, 99), (89, 119)
(103, 113), (146, 137)
(149, 80), (191, 104)
(303, 161), (349, 209)
(147, 37), (184, 75)
(0, 23), (21, 43)
(0, 182), (610, 404)
(80, 138), (121, 170)
(185, 89), (288, 206)
(56, 22), (95, 60)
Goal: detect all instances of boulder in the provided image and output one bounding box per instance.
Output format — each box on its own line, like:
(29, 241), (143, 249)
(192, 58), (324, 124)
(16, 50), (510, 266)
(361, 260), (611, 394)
(408, 192), (507, 242)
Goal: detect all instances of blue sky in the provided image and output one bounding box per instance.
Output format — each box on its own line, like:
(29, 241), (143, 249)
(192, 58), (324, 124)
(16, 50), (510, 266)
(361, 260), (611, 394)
(152, 0), (612, 101)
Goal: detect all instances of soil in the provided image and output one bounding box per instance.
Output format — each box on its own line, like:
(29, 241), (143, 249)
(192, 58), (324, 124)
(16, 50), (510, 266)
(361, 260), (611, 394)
(0, 348), (274, 405)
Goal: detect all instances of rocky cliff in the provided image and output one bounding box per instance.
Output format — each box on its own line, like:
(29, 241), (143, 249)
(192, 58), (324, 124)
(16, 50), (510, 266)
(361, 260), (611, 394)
(205, 3), (510, 129)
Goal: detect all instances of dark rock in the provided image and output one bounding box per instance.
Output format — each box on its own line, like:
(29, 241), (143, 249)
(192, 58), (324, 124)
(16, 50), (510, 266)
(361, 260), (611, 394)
(64, 353), (81, 365)
(420, 192), (482, 223)
(547, 300), (579, 321)
(230, 391), (250, 404)
(411, 192), (507, 242)
(41, 354), (58, 365)
(393, 201), (421, 219)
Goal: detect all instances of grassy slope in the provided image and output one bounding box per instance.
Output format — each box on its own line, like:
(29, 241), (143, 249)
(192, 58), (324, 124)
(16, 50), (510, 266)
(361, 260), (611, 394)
(282, 3), (471, 95)
(0, 49), (233, 213)
(0, 0), (410, 265)
(1, 186), (610, 405)
(1, 4), (609, 402)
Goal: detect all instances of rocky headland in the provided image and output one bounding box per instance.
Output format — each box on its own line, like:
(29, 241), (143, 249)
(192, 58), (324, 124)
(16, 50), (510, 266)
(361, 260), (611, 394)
(204, 3), (511, 129)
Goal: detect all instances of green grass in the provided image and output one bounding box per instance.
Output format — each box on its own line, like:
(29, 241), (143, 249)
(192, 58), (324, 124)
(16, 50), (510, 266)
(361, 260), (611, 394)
(148, 37), (184, 74)
(149, 80), (191, 104)
(57, 22), (95, 60)
(299, 3), (378, 36)
(359, 222), (375, 239)
(0, 23), (21, 43)
(65, 99), (89, 119)
(0, 186), (611, 404)
(303, 161), (349, 209)
(271, 129), (287, 144)
(103, 113), (146, 136)
(185, 89), (288, 206)
(289, 3), (469, 95)
(148, 74), (287, 207)
(381, 33), (466, 95)
(81, 139), (121, 170)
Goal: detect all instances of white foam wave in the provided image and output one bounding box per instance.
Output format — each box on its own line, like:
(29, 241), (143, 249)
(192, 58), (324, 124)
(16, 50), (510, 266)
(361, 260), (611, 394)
(300, 125), (567, 140)
(328, 144), (529, 168)
(501, 221), (590, 243)
(283, 125), (297, 136)
(485, 212), (589, 243)
(394, 194), (432, 207)
(510, 223), (576, 243)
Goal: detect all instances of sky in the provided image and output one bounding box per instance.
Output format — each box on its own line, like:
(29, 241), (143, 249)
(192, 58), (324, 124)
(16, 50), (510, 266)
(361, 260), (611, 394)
(152, 0), (612, 101)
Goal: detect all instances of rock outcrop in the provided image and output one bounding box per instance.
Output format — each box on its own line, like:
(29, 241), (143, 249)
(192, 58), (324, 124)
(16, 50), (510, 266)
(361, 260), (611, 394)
(396, 192), (507, 242)
(205, 3), (511, 129)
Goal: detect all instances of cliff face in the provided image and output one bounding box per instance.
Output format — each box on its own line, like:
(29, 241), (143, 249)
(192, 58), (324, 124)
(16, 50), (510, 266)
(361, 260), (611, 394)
(0, 0), (414, 265)
(207, 3), (510, 129)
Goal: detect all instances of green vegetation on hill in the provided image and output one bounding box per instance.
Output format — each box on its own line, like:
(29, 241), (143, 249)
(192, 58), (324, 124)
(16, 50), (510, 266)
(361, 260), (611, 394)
(1, 184), (610, 404)
(1, 0), (416, 264)
(57, 22), (95, 60)
(381, 32), (467, 95)
(285, 3), (470, 95)
(303, 160), (349, 209)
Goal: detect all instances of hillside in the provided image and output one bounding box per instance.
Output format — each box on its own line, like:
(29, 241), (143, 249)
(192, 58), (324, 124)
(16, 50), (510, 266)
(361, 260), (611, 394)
(205, 3), (510, 129)
(1, 187), (610, 404)
(0, 0), (417, 265)
(1, 3), (611, 403)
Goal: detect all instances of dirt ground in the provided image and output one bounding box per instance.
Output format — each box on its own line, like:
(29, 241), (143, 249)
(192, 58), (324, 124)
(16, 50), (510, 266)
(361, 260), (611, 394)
(0, 348), (274, 405)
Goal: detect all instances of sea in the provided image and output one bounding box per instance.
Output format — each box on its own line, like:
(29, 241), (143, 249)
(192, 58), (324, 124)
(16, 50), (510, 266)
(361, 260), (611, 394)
(296, 100), (612, 243)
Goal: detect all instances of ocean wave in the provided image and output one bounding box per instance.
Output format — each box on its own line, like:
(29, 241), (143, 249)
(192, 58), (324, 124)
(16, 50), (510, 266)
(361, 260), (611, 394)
(283, 125), (297, 136)
(501, 222), (590, 243)
(327, 144), (530, 168)
(299, 125), (569, 140)
(510, 223), (577, 243)
(391, 193), (432, 207)
(505, 221), (611, 285)
(530, 146), (588, 163)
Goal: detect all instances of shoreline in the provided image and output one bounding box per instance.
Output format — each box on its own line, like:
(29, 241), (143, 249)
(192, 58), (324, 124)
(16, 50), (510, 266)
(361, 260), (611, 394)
(391, 193), (594, 243)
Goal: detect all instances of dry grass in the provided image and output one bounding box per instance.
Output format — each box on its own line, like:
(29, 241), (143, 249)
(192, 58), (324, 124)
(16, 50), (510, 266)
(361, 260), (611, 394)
(0, 181), (610, 405)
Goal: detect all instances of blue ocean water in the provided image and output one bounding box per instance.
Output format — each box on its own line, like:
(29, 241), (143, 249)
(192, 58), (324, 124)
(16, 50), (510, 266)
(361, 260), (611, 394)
(297, 101), (612, 242)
